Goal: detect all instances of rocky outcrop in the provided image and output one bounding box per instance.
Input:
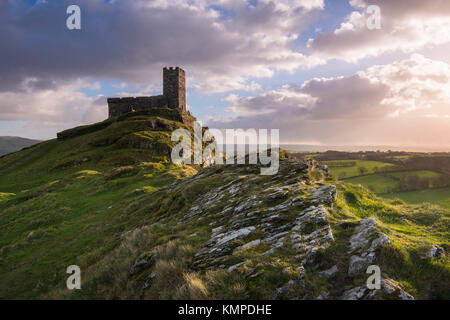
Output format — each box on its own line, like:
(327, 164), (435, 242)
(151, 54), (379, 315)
(129, 253), (157, 276)
(183, 161), (340, 283)
(423, 245), (446, 259)
(340, 279), (414, 300)
(128, 159), (422, 300)
(347, 218), (390, 276)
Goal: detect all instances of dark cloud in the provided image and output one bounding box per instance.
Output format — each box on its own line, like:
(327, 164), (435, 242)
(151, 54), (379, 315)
(0, 0), (323, 93)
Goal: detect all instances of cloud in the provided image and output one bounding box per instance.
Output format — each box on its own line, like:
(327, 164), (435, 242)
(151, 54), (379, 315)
(207, 54), (450, 145)
(0, 0), (325, 95)
(0, 79), (107, 127)
(307, 0), (450, 62)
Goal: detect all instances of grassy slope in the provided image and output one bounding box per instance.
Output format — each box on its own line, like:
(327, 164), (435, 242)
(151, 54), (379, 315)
(334, 184), (449, 299)
(46, 171), (449, 300)
(0, 114), (195, 298)
(0, 118), (448, 299)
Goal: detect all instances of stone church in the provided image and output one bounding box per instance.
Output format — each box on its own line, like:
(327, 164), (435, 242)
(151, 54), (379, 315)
(107, 67), (186, 118)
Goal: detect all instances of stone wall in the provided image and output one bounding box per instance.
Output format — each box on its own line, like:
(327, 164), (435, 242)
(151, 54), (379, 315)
(107, 95), (168, 118)
(107, 67), (186, 118)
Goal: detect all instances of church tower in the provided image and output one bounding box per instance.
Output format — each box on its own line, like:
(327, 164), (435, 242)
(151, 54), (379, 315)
(163, 67), (186, 111)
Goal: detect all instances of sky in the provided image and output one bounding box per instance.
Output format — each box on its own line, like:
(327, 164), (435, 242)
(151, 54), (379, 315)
(0, 0), (449, 148)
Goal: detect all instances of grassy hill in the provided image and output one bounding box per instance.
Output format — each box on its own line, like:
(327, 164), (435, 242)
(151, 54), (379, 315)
(0, 136), (40, 156)
(0, 109), (198, 298)
(0, 112), (448, 300)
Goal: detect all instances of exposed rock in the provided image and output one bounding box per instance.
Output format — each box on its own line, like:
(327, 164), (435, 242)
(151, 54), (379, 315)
(348, 218), (378, 254)
(318, 265), (339, 279)
(215, 227), (256, 246)
(423, 245), (445, 259)
(211, 226), (224, 235)
(309, 185), (337, 208)
(380, 279), (414, 300)
(347, 218), (390, 276)
(129, 253), (157, 276)
(275, 280), (296, 298)
(369, 234), (391, 252)
(340, 278), (414, 300)
(233, 239), (261, 254)
(228, 262), (246, 273)
(348, 255), (375, 277)
(292, 205), (329, 232)
(340, 286), (368, 300)
(228, 183), (242, 196)
(316, 291), (330, 300)
(292, 224), (334, 265)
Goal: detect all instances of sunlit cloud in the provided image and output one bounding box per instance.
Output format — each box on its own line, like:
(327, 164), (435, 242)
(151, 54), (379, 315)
(207, 55), (450, 145)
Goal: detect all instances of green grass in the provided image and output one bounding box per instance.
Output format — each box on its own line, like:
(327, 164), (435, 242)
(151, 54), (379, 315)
(323, 160), (395, 178)
(303, 154), (320, 159)
(0, 117), (448, 300)
(0, 113), (197, 299)
(387, 170), (441, 179)
(334, 183), (449, 299)
(345, 174), (398, 193)
(381, 187), (450, 209)
(330, 164), (446, 208)
(0, 161), (194, 299)
(388, 155), (410, 159)
(344, 170), (443, 194)
(0, 192), (15, 203)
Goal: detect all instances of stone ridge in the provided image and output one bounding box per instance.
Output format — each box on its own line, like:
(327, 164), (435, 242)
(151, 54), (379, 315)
(129, 159), (416, 300)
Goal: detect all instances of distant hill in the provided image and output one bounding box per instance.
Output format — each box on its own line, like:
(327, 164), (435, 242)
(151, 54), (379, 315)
(0, 136), (41, 156)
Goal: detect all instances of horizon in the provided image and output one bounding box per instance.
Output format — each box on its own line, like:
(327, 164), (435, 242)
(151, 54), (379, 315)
(3, 135), (450, 153)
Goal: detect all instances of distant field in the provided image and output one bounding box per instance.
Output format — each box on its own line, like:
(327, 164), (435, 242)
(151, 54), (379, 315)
(320, 156), (449, 210)
(304, 154), (320, 159)
(345, 174), (397, 193)
(345, 170), (443, 193)
(323, 160), (395, 178)
(386, 170), (441, 179)
(381, 188), (450, 209)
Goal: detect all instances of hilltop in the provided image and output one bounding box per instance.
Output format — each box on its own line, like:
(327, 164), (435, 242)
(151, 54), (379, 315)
(0, 109), (448, 300)
(0, 136), (40, 156)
